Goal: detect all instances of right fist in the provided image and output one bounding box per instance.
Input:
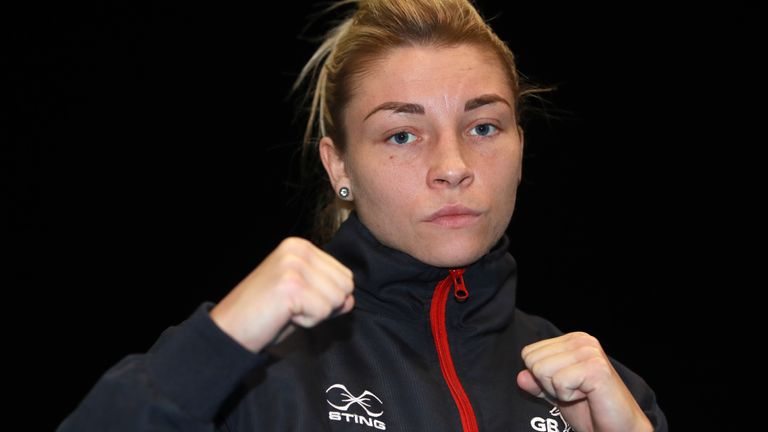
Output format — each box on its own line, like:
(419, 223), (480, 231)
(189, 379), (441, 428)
(210, 237), (354, 352)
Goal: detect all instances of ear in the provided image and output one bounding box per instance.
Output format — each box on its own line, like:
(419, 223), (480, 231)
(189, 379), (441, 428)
(319, 136), (350, 194)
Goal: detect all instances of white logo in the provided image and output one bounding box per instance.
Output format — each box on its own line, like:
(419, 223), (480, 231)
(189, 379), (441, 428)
(326, 384), (384, 417)
(530, 406), (572, 432)
(326, 384), (386, 430)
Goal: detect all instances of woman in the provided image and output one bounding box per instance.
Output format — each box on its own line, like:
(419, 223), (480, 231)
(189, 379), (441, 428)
(58, 0), (667, 430)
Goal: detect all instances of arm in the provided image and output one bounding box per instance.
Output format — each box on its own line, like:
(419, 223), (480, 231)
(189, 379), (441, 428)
(56, 303), (266, 432)
(57, 237), (354, 431)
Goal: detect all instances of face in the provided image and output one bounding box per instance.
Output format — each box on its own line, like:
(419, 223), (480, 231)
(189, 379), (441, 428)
(321, 44), (523, 267)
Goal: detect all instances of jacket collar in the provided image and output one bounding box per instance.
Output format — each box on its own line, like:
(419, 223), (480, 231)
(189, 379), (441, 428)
(324, 213), (518, 330)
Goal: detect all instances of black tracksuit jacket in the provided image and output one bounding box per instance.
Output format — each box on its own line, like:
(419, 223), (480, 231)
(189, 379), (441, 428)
(58, 213), (668, 431)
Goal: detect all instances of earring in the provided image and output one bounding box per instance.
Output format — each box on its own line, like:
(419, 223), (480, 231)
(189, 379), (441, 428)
(339, 186), (350, 199)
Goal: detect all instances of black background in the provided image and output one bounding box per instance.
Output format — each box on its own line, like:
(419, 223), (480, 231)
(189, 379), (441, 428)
(8, 1), (754, 430)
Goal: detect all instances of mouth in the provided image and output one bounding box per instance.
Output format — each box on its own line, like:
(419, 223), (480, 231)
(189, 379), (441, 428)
(424, 204), (482, 229)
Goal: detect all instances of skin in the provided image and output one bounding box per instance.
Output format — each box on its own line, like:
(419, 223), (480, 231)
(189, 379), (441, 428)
(211, 44), (652, 431)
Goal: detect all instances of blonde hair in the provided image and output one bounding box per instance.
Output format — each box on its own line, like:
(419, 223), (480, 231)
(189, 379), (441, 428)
(295, 0), (543, 244)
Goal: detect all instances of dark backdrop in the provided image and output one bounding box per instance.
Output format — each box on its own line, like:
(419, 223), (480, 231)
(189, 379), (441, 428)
(8, 1), (753, 430)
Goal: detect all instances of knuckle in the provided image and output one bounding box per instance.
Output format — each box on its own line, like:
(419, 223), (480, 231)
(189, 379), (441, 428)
(281, 236), (309, 249)
(578, 345), (602, 359)
(550, 375), (565, 392)
(277, 270), (306, 296)
(585, 334), (600, 348)
(569, 331), (590, 340)
(570, 331), (599, 347)
(280, 266), (304, 284)
(342, 277), (355, 294)
(520, 345), (532, 360)
(331, 290), (346, 307)
(280, 237), (314, 257)
(530, 362), (545, 378)
(279, 253), (307, 273)
(343, 266), (354, 281)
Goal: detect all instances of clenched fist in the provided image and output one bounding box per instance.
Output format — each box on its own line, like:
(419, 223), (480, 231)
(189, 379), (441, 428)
(517, 332), (653, 432)
(210, 237), (354, 353)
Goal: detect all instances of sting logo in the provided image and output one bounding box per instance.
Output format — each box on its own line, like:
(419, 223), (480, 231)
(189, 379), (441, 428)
(326, 384), (386, 430)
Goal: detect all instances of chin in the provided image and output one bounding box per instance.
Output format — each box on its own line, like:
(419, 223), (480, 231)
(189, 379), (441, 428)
(424, 255), (483, 269)
(413, 240), (490, 268)
(381, 221), (503, 268)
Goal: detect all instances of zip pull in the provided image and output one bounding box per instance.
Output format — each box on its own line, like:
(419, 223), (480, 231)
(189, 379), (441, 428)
(450, 269), (468, 302)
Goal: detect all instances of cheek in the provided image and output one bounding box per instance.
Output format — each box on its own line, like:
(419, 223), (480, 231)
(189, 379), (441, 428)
(350, 153), (416, 206)
(486, 149), (522, 191)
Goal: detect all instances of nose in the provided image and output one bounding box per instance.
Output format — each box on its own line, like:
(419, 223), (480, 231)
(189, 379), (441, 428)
(427, 133), (474, 189)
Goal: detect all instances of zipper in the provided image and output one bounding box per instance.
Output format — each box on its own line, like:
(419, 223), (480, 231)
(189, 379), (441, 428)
(430, 268), (478, 432)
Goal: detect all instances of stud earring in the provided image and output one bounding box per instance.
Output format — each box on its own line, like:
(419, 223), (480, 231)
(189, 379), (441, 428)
(339, 186), (350, 199)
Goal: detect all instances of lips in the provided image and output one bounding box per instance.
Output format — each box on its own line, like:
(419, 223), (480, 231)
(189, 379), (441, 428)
(424, 205), (482, 228)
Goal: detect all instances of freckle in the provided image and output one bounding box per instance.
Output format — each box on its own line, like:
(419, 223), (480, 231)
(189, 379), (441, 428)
(389, 155), (394, 160)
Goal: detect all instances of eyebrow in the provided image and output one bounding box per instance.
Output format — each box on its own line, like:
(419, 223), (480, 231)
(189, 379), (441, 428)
(464, 94), (512, 111)
(364, 102), (424, 121)
(363, 93), (512, 121)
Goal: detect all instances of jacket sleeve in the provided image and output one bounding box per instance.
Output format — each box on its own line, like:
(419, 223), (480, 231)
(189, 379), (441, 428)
(611, 360), (669, 432)
(56, 302), (267, 432)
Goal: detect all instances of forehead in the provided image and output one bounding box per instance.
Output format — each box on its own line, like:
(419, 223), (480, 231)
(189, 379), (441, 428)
(349, 44), (513, 111)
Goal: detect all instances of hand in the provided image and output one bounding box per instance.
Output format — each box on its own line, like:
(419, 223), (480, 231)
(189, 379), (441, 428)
(517, 332), (653, 432)
(210, 237), (354, 352)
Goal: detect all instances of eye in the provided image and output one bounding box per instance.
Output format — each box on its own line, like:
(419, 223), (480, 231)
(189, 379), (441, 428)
(469, 123), (499, 137)
(387, 131), (417, 145)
